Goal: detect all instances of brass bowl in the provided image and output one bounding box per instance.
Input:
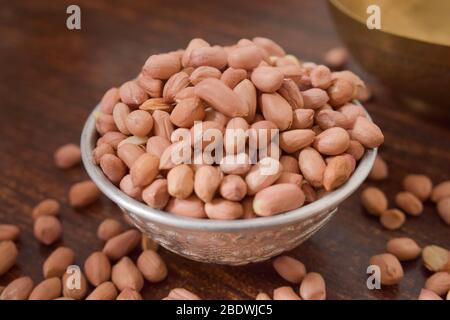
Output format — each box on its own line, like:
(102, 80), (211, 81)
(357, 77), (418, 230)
(329, 0), (450, 113)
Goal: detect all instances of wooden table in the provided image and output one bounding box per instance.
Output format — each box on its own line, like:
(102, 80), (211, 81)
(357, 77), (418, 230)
(1, 0), (449, 300)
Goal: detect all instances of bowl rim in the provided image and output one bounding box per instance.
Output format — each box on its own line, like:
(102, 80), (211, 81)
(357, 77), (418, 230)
(81, 102), (377, 232)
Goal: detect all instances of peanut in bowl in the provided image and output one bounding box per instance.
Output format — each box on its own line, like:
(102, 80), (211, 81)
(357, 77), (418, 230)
(81, 37), (382, 264)
(81, 102), (377, 265)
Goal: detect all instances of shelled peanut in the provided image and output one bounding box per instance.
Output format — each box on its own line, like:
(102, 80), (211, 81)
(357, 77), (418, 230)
(92, 37), (383, 220)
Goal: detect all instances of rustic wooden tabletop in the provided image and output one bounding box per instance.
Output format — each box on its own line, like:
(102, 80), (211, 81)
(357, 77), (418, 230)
(0, 0), (449, 300)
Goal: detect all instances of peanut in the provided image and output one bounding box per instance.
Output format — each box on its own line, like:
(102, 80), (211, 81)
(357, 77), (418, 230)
(195, 78), (248, 117)
(425, 272), (450, 296)
(313, 127), (350, 155)
(219, 174), (247, 201)
(437, 197), (450, 225)
(103, 229), (141, 260)
(299, 272), (326, 300)
(431, 180), (450, 202)
(204, 198), (244, 220)
(251, 66), (284, 93)
(69, 180), (101, 208)
(86, 281), (118, 300)
(0, 241), (18, 276)
(273, 286), (301, 300)
(97, 219), (124, 241)
(351, 116), (384, 148)
(403, 174), (433, 201)
(0, 276), (34, 300)
(142, 179), (170, 209)
(29, 278), (62, 300)
(360, 187), (388, 216)
(54, 143), (81, 169)
(111, 257), (144, 292)
(386, 237), (421, 261)
(273, 256), (306, 284)
(0, 224), (20, 241)
(137, 250), (168, 283)
(43, 246), (75, 278)
(422, 245), (450, 272)
(84, 251), (112, 286)
(395, 192), (423, 216)
(380, 209), (406, 230)
(418, 288), (443, 300)
(253, 183), (305, 216)
(369, 253), (404, 285)
(165, 195), (206, 218)
(33, 215), (62, 245)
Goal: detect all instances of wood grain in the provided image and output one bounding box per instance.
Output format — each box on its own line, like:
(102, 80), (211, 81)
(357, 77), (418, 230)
(0, 0), (449, 300)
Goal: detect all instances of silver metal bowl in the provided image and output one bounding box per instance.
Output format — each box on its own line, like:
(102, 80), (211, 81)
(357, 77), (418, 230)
(81, 103), (376, 265)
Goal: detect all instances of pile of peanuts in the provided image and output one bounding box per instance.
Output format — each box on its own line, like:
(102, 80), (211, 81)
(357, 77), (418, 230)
(361, 155), (450, 299)
(92, 37), (384, 219)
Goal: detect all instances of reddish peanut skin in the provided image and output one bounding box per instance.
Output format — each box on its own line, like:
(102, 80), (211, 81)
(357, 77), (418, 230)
(221, 67), (247, 88)
(103, 230), (141, 261)
(165, 288), (201, 300)
(43, 246), (75, 278)
(92, 143), (115, 165)
(386, 237), (421, 261)
(100, 154), (127, 184)
(273, 286), (301, 300)
(0, 276), (34, 300)
(137, 250), (168, 283)
(86, 282), (118, 300)
(369, 155), (388, 180)
(395, 192), (423, 216)
(280, 155), (300, 174)
(298, 147), (326, 188)
(84, 251), (112, 287)
(299, 272), (326, 300)
(69, 180), (101, 208)
(0, 224), (20, 241)
(273, 256), (306, 284)
(431, 181), (450, 202)
(253, 183), (305, 216)
(313, 127), (350, 156)
(219, 174), (247, 201)
(380, 209), (406, 230)
(418, 288), (443, 300)
(251, 66), (284, 93)
(143, 53), (181, 80)
(403, 174), (433, 201)
(117, 143), (145, 168)
(351, 116), (384, 148)
(194, 78), (248, 117)
(54, 143), (81, 169)
(119, 175), (143, 200)
(259, 93), (293, 131)
(142, 179), (170, 209)
(119, 80), (148, 106)
(437, 197), (450, 225)
(369, 253), (404, 285)
(204, 199), (244, 220)
(33, 215), (62, 245)
(165, 195), (207, 219)
(360, 187), (388, 216)
(100, 87), (120, 114)
(97, 219), (124, 242)
(0, 241), (18, 276)
(425, 272), (450, 297)
(130, 153), (160, 188)
(227, 45), (262, 70)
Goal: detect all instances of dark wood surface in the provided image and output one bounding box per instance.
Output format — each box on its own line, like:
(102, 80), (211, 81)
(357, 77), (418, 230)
(0, 0), (449, 300)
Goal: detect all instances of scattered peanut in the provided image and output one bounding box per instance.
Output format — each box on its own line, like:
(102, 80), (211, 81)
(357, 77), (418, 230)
(386, 237), (421, 261)
(54, 143), (81, 169)
(369, 253), (404, 285)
